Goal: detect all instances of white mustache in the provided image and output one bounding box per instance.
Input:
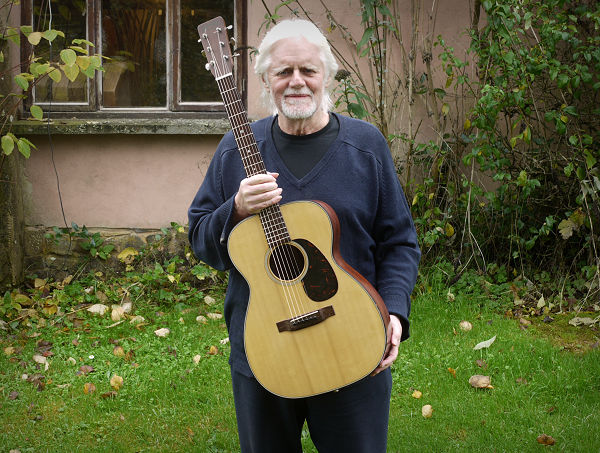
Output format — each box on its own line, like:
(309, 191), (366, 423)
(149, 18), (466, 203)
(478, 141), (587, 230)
(283, 88), (314, 97)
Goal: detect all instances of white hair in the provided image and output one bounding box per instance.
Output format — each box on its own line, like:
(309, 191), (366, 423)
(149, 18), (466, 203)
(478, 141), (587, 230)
(254, 19), (339, 113)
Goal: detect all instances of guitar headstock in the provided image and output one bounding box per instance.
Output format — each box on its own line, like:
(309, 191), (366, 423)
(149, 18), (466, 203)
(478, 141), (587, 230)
(197, 16), (234, 80)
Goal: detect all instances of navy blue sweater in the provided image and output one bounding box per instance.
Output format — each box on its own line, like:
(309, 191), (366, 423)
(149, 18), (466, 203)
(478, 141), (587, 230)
(188, 113), (421, 376)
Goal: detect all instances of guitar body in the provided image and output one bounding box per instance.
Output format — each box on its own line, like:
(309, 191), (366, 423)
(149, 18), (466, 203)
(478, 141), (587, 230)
(228, 200), (388, 398)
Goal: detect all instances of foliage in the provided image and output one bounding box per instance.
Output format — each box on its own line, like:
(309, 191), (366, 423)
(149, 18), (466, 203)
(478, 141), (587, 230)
(46, 223), (115, 260)
(0, 1), (103, 165)
(260, 0), (600, 300)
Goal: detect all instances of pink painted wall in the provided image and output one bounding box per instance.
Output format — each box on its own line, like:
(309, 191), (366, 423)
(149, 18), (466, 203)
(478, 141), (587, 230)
(24, 135), (218, 229)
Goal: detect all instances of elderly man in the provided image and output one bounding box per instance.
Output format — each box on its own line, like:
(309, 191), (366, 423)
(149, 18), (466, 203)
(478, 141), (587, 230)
(188, 18), (420, 453)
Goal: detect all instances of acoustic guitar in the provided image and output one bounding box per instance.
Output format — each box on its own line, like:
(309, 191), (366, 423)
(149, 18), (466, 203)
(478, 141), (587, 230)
(198, 16), (389, 398)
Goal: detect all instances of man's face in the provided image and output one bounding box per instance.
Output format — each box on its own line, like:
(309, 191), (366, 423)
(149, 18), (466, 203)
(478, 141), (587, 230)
(265, 37), (326, 120)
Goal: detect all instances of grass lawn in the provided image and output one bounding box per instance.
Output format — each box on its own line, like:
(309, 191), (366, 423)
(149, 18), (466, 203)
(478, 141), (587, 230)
(1, 264), (599, 452)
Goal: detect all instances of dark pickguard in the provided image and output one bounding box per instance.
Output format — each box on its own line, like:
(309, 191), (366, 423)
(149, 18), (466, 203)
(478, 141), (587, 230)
(295, 238), (338, 302)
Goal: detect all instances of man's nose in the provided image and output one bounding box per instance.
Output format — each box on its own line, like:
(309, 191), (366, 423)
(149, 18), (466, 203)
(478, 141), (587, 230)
(289, 69), (306, 87)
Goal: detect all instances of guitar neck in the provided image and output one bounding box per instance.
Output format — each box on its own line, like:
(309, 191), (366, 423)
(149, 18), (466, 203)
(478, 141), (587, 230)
(216, 74), (291, 247)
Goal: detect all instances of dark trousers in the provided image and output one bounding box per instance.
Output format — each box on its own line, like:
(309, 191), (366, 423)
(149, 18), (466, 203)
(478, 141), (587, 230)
(231, 368), (392, 453)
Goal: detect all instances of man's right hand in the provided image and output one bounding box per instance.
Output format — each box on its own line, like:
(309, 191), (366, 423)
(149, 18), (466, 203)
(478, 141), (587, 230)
(234, 172), (282, 221)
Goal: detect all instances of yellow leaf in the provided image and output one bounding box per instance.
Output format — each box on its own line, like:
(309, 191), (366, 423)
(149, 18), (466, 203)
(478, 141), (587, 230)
(4, 346), (15, 356)
(463, 118), (471, 130)
(411, 390), (422, 399)
(422, 404), (434, 418)
(83, 382), (96, 394)
(27, 31), (43, 45)
(441, 103), (449, 116)
(117, 247), (138, 264)
(113, 346), (125, 358)
(445, 223), (455, 237)
(110, 374), (124, 391)
(208, 345), (219, 355)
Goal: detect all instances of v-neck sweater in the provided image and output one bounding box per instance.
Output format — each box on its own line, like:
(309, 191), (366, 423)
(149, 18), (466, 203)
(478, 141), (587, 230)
(188, 113), (421, 377)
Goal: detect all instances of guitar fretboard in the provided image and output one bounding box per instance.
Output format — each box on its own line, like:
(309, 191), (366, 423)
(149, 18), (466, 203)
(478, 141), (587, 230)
(215, 75), (291, 248)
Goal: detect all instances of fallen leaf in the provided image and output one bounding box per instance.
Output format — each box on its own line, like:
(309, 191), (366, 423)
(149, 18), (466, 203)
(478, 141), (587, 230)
(207, 313), (223, 320)
(4, 346), (15, 356)
(8, 390), (19, 400)
(448, 367), (457, 378)
(101, 391), (118, 399)
(193, 354), (202, 364)
(34, 278), (47, 289)
(469, 374), (493, 389)
(87, 304), (108, 316)
(568, 316), (597, 327)
(110, 375), (124, 391)
(111, 306), (125, 322)
(77, 365), (95, 376)
(475, 359), (488, 369)
(204, 295), (216, 305)
(459, 320), (472, 331)
(516, 377), (528, 385)
(27, 374), (45, 391)
(473, 335), (496, 350)
(32, 354), (49, 371)
(421, 404), (433, 418)
(208, 345), (219, 355)
(519, 318), (531, 328)
(154, 327), (170, 337)
(117, 247), (139, 264)
(83, 382), (96, 394)
(196, 315), (207, 324)
(536, 434), (555, 446)
(220, 337), (230, 345)
(129, 315), (145, 324)
(411, 390), (422, 399)
(113, 346), (125, 358)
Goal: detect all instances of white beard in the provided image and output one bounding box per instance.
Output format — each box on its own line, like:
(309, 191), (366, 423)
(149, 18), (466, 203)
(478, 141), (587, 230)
(279, 88), (319, 119)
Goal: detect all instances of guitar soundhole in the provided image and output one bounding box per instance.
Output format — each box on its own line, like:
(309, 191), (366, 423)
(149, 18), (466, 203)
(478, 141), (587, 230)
(268, 242), (306, 283)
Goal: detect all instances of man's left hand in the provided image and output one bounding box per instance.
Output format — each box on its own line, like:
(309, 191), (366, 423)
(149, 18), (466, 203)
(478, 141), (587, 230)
(372, 314), (402, 375)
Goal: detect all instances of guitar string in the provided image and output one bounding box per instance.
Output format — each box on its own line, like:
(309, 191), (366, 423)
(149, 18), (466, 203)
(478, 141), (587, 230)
(207, 32), (308, 321)
(217, 76), (306, 320)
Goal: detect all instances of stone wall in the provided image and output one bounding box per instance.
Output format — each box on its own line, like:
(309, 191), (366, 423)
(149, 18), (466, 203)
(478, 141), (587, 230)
(23, 225), (190, 280)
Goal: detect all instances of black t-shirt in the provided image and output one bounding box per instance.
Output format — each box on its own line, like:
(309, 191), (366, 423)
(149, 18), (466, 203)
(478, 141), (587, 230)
(272, 113), (340, 179)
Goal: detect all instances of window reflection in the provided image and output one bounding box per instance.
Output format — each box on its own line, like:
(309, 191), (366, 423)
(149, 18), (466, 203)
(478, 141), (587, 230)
(102, 1), (167, 107)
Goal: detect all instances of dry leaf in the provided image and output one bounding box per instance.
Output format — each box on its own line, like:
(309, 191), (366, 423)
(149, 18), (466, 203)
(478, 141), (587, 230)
(87, 304), (108, 316)
(207, 313), (223, 320)
(32, 354), (49, 371)
(459, 320), (472, 331)
(568, 316), (597, 326)
(469, 375), (493, 389)
(77, 365), (95, 375)
(111, 306), (125, 322)
(83, 382), (96, 394)
(67, 357), (77, 365)
(117, 247), (139, 264)
(110, 375), (124, 391)
(204, 295), (216, 305)
(475, 359), (488, 369)
(519, 318), (531, 327)
(193, 354), (202, 364)
(536, 434), (555, 446)
(154, 328), (170, 337)
(4, 346), (15, 356)
(196, 315), (207, 324)
(411, 390), (422, 399)
(220, 337), (230, 345)
(113, 346), (125, 358)
(129, 315), (145, 324)
(473, 335), (496, 350)
(208, 345), (219, 355)
(8, 390), (19, 400)
(448, 367), (457, 378)
(421, 404), (433, 418)
(101, 391), (118, 399)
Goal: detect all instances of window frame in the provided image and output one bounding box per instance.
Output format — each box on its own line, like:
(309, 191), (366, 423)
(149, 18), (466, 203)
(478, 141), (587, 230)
(21, 0), (246, 117)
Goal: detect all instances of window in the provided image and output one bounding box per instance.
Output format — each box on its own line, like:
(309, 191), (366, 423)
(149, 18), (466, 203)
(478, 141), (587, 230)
(23, 0), (243, 115)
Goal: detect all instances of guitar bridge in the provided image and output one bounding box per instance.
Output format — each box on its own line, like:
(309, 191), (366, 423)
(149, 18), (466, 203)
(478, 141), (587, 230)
(276, 306), (335, 332)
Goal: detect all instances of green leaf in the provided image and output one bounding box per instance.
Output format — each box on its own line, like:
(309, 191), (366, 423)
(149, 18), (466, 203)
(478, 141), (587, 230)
(0, 51), (3, 63)
(30, 105), (43, 120)
(356, 28), (374, 52)
(43, 29), (59, 42)
(17, 138), (31, 158)
(584, 150), (597, 169)
(27, 31), (43, 45)
(1, 135), (15, 156)
(47, 67), (62, 83)
(15, 74), (29, 91)
(62, 63), (80, 82)
(20, 25), (33, 36)
(76, 55), (90, 70)
(72, 38), (95, 47)
(60, 48), (77, 65)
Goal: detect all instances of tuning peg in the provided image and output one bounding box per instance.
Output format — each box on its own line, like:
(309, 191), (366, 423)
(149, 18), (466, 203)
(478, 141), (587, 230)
(205, 62), (213, 71)
(230, 37), (236, 46)
(227, 25), (233, 30)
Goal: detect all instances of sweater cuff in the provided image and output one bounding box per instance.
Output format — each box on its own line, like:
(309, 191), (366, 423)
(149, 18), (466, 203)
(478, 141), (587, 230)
(381, 292), (411, 342)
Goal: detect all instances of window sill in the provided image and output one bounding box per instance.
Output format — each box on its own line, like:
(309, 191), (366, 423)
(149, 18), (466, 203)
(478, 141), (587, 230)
(11, 117), (232, 136)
